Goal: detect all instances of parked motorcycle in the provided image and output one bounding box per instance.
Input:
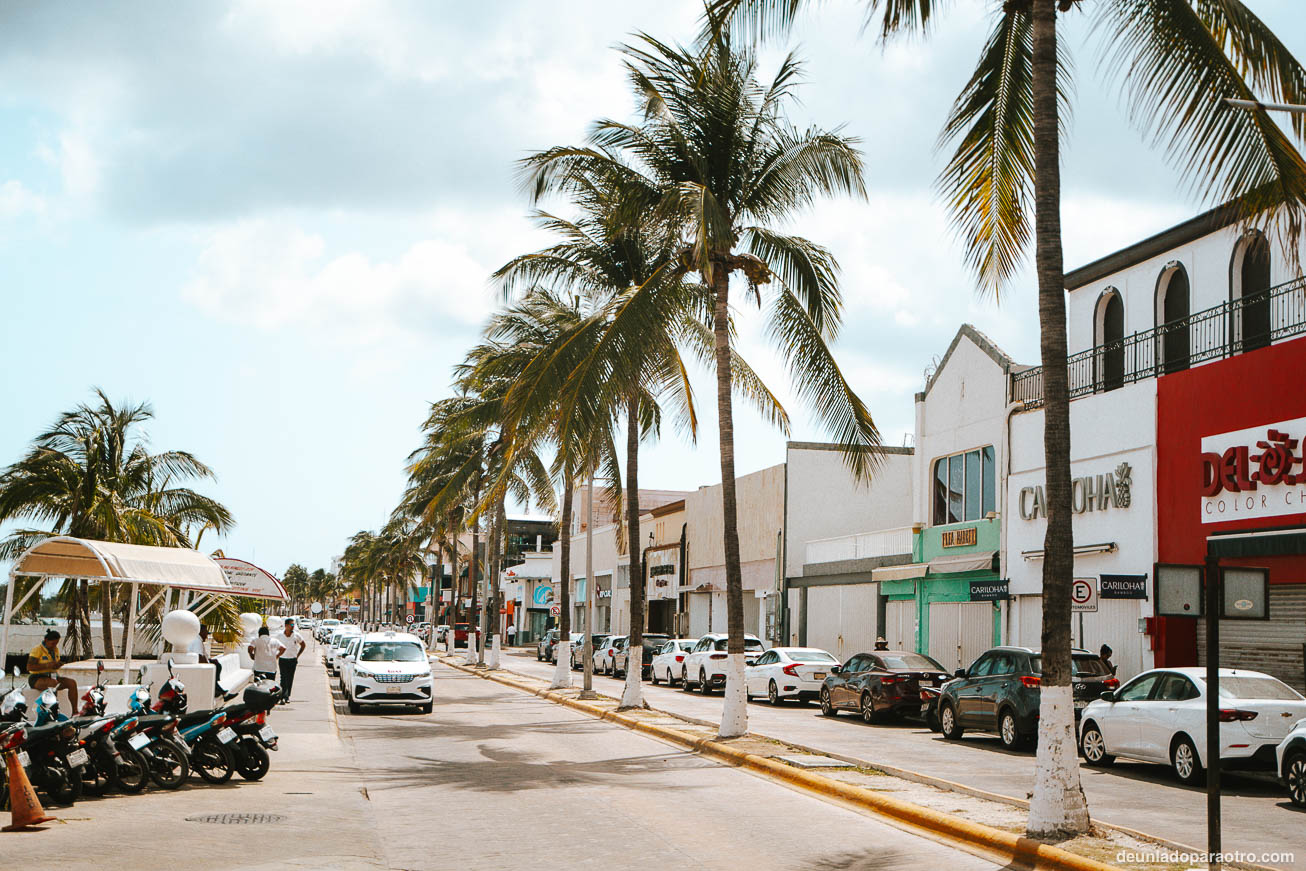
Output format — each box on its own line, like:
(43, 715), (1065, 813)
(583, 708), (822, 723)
(2, 674), (88, 806)
(219, 680), (281, 781)
(123, 686), (191, 789)
(150, 668), (237, 784)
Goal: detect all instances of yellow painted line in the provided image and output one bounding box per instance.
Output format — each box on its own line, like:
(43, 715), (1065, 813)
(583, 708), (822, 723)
(436, 654), (1123, 871)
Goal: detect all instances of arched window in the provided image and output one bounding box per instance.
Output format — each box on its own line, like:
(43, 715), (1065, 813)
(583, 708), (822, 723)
(1155, 262), (1190, 374)
(1231, 231), (1271, 353)
(1094, 288), (1125, 391)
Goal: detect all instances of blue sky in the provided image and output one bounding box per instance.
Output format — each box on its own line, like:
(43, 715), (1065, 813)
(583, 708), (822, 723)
(2, 1), (1303, 577)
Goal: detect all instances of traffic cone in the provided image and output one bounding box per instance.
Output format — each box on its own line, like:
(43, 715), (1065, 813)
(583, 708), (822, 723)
(3, 752), (56, 831)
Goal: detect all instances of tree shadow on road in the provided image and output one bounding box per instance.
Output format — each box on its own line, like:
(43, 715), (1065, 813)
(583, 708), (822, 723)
(340, 715), (610, 745)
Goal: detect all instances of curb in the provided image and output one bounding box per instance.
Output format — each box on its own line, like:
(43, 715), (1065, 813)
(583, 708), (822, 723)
(436, 656), (1121, 871)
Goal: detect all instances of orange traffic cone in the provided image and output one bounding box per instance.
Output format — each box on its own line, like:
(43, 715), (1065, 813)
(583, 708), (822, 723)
(3, 752), (56, 831)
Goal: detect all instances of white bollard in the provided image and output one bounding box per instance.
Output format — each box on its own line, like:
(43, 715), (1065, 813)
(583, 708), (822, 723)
(487, 634), (501, 669)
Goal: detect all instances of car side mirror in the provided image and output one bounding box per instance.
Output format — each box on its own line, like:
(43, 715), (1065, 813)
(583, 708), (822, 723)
(1099, 690), (1116, 702)
(829, 665), (840, 674)
(954, 668), (967, 678)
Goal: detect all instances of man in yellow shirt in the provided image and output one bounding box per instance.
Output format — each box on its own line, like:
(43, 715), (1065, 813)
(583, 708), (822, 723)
(27, 629), (78, 711)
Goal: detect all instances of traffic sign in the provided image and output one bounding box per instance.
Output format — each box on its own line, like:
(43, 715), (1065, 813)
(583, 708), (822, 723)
(405, 614), (415, 624)
(549, 605), (561, 617)
(1071, 578), (1098, 613)
(310, 602), (323, 614)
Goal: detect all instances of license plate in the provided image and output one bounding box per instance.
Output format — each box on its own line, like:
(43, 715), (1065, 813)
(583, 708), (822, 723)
(128, 733), (151, 750)
(16, 750), (29, 767)
(259, 726), (277, 742)
(386, 685), (402, 694)
(67, 748), (89, 768)
(812, 672), (826, 681)
(217, 727), (237, 744)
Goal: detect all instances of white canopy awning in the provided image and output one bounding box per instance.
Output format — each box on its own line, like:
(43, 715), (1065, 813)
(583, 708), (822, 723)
(9, 536), (232, 592)
(927, 550), (998, 575)
(871, 563), (928, 582)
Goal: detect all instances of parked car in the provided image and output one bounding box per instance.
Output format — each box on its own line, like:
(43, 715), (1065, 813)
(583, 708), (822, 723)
(315, 618), (341, 642)
(536, 629), (560, 661)
(1078, 667), (1306, 785)
(649, 639), (697, 686)
(553, 633), (583, 664)
(345, 631), (434, 715)
(817, 650), (950, 721)
(613, 633), (670, 679)
(746, 647), (838, 705)
(594, 637), (627, 675)
(681, 633), (766, 693)
(571, 635), (611, 671)
(452, 623), (471, 648)
(1278, 716), (1306, 808)
(434, 624), (451, 642)
(938, 646), (1118, 750)
(327, 628), (361, 674)
(338, 635), (364, 692)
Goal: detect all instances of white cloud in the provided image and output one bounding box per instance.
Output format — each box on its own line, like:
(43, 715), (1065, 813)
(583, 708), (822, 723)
(0, 180), (47, 219)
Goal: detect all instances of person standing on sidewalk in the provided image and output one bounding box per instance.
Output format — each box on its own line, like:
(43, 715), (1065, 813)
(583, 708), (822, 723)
(278, 618), (307, 704)
(506, 623), (516, 647)
(249, 626), (284, 681)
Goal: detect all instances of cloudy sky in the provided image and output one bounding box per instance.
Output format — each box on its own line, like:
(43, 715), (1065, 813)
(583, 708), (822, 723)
(2, 0), (1302, 577)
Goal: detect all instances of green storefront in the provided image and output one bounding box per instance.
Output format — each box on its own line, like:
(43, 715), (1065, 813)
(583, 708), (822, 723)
(875, 517), (1003, 672)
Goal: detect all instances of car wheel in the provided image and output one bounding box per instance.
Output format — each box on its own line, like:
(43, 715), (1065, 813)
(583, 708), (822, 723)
(1079, 722), (1114, 767)
(651, 668), (660, 686)
(860, 692), (879, 725)
(348, 697), (361, 714)
(768, 680), (781, 706)
(819, 687), (837, 717)
(536, 650), (542, 661)
(669, 668), (679, 687)
(999, 710), (1023, 750)
(699, 669), (711, 694)
(939, 702), (962, 740)
(1172, 735), (1204, 785)
(1285, 749), (1306, 808)
(420, 703), (433, 715)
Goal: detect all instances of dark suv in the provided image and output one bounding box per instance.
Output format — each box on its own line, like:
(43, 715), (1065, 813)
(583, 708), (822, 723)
(536, 629), (560, 662)
(937, 646), (1117, 750)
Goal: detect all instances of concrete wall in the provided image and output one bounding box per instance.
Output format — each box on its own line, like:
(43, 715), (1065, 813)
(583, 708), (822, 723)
(784, 444), (913, 579)
(686, 463), (785, 578)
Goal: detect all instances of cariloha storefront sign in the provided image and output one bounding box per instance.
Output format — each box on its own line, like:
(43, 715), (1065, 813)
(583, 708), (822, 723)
(1018, 463), (1133, 520)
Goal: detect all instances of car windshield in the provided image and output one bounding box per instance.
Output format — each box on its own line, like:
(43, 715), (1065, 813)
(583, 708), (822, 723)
(1030, 655), (1111, 676)
(677, 641), (695, 650)
(1215, 676), (1304, 701)
(880, 653), (942, 670)
(788, 651), (837, 663)
(361, 642), (425, 662)
(713, 638), (765, 652)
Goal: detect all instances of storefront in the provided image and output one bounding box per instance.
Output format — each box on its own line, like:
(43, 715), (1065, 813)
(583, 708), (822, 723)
(646, 544), (680, 634)
(1156, 334), (1306, 691)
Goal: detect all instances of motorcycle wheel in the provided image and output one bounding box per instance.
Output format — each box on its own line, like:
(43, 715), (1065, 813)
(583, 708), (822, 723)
(81, 750), (112, 797)
(144, 739), (189, 790)
(192, 736), (236, 784)
(40, 759), (82, 806)
(112, 745), (150, 794)
(234, 737), (270, 781)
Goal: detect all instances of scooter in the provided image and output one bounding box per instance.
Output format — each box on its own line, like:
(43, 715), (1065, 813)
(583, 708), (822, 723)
(1, 673), (88, 806)
(150, 668), (237, 784)
(122, 686), (189, 789)
(217, 680), (281, 781)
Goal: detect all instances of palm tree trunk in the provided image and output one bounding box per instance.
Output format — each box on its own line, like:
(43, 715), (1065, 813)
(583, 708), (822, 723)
(100, 583), (115, 659)
(488, 498), (506, 667)
(78, 579), (93, 659)
(551, 480), (574, 688)
(469, 518), (482, 665)
(1027, 0), (1089, 839)
(620, 396), (645, 710)
(710, 265), (747, 738)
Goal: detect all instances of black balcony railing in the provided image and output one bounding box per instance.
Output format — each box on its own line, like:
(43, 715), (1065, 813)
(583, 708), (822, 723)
(1011, 275), (1306, 408)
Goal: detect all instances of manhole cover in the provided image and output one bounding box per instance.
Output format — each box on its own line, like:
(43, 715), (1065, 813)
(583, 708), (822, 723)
(185, 813), (286, 825)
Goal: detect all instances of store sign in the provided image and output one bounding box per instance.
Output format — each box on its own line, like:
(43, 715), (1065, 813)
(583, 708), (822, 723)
(1100, 574), (1147, 599)
(647, 552), (679, 598)
(969, 580), (1009, 601)
(1200, 417), (1306, 523)
(531, 585), (554, 607)
(1019, 463), (1133, 520)
(941, 527), (977, 548)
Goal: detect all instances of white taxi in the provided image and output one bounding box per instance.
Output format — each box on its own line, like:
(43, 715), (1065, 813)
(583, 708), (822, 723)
(346, 631), (434, 714)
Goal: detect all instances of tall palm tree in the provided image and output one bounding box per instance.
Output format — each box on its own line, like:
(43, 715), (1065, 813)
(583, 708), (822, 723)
(524, 31), (882, 737)
(714, 0), (1306, 837)
(0, 390), (234, 658)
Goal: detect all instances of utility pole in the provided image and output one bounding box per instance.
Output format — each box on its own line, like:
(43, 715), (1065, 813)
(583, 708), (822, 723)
(580, 469), (597, 700)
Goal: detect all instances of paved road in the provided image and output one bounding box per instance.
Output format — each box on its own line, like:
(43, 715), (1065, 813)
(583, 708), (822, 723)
(501, 648), (1306, 870)
(338, 660), (1002, 871)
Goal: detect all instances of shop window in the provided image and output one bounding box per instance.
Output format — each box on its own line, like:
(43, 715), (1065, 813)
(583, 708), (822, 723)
(931, 446), (996, 525)
(1232, 232), (1271, 353)
(1093, 288), (1125, 392)
(1155, 263), (1191, 374)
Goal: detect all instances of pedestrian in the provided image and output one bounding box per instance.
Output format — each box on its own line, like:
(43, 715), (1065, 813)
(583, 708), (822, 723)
(189, 625), (211, 663)
(506, 623), (516, 647)
(874, 637), (889, 651)
(26, 629), (78, 712)
(1099, 644), (1117, 676)
(248, 626), (284, 681)
(278, 618), (307, 704)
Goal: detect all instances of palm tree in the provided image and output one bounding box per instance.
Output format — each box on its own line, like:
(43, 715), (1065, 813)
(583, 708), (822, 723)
(0, 389), (234, 658)
(524, 31), (882, 737)
(714, 0), (1306, 837)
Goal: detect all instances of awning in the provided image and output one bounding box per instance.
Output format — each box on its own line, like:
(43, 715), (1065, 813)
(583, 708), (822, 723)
(871, 563), (928, 582)
(503, 560), (553, 580)
(12, 537), (231, 592)
(214, 557), (286, 600)
(927, 550), (998, 575)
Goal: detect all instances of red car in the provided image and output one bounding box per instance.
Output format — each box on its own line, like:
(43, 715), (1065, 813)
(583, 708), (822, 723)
(452, 623), (471, 647)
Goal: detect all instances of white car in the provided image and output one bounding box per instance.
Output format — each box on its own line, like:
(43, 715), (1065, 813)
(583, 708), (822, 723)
(346, 631), (434, 714)
(594, 636), (627, 675)
(649, 639), (696, 686)
(315, 619), (341, 642)
(1276, 717), (1306, 808)
(680, 633), (766, 693)
(745, 647), (839, 705)
(1078, 667), (1306, 784)
(337, 636), (364, 692)
(326, 628), (361, 673)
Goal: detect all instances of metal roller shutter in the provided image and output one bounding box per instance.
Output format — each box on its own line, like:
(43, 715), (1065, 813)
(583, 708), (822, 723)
(1197, 585), (1306, 692)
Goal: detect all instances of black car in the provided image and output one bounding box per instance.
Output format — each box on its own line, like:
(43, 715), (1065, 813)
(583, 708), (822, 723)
(613, 633), (670, 679)
(937, 646), (1117, 750)
(536, 629), (560, 662)
(819, 650), (951, 723)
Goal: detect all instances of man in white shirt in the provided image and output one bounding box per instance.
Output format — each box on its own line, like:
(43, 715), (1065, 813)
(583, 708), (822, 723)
(187, 625), (211, 663)
(248, 627), (285, 680)
(278, 619), (307, 704)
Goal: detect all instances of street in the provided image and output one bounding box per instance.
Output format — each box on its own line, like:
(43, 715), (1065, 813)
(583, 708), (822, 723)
(2, 648), (1006, 871)
(500, 648), (1306, 870)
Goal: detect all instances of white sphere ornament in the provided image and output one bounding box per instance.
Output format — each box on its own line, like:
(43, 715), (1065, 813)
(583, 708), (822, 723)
(266, 615), (285, 632)
(161, 609), (201, 647)
(239, 612), (262, 636)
